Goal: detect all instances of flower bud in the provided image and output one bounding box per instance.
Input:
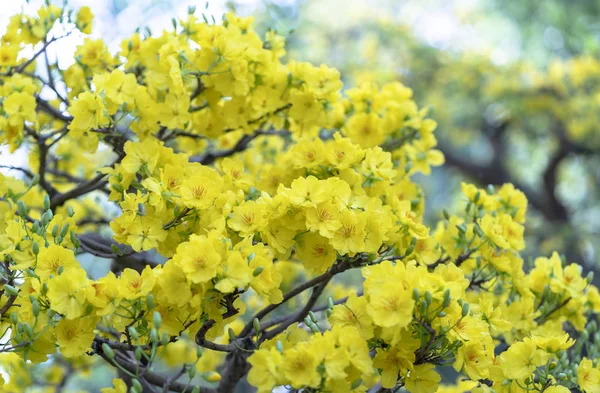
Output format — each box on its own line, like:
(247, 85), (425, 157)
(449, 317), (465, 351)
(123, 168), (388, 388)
(253, 318), (260, 335)
(152, 311), (162, 329)
(149, 328), (159, 343)
(351, 378), (363, 390)
(424, 291), (432, 305)
(304, 316), (312, 327)
(131, 379), (143, 393)
(442, 289), (451, 308)
(412, 288), (419, 301)
(275, 340), (283, 353)
(31, 300), (40, 317)
(17, 201), (28, 219)
(146, 294), (155, 309)
(43, 195), (50, 211)
(102, 343), (115, 359)
(252, 266), (263, 277)
(60, 223), (69, 238)
(227, 328), (236, 342)
(4, 284), (18, 296)
(205, 372), (221, 383)
(461, 302), (469, 317)
(309, 311), (318, 323)
(23, 322), (33, 338)
(32, 241), (39, 255)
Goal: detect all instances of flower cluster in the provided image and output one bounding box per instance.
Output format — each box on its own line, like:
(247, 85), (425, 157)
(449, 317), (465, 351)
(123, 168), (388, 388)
(0, 3), (598, 393)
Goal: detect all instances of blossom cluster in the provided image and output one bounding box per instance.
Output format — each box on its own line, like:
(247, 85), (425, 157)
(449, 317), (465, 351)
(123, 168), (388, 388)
(0, 3), (598, 393)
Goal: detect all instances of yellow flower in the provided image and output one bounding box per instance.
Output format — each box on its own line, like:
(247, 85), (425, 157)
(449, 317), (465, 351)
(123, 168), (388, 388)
(68, 92), (110, 134)
(3, 92), (36, 123)
(228, 200), (269, 236)
(179, 169), (224, 210)
(479, 214), (510, 249)
(121, 139), (161, 174)
(295, 232), (336, 274)
(545, 386), (571, 393)
(215, 251), (253, 294)
(305, 200), (343, 238)
(329, 293), (374, 339)
(284, 176), (329, 207)
(367, 282), (414, 328)
(125, 216), (167, 252)
(282, 343), (322, 388)
(75, 6), (94, 34)
(0, 45), (18, 67)
(173, 233), (222, 284)
(578, 358), (600, 393)
(344, 112), (386, 148)
(330, 209), (366, 254)
(453, 339), (493, 380)
(532, 333), (575, 353)
(101, 379), (128, 393)
(119, 266), (156, 300)
(326, 132), (365, 169)
(499, 338), (549, 381)
(56, 316), (97, 358)
(47, 268), (90, 319)
(36, 244), (80, 281)
(247, 347), (283, 393)
(86, 271), (121, 316)
(373, 336), (419, 388)
(93, 69), (138, 113)
(405, 364), (441, 393)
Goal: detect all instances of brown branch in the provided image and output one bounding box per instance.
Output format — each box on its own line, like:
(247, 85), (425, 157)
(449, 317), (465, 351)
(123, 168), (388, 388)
(0, 295), (17, 316)
(238, 260), (351, 337)
(8, 34), (67, 75)
(260, 277), (332, 341)
(35, 96), (73, 122)
(50, 173), (108, 210)
(38, 138), (59, 198)
(259, 290), (362, 332)
(194, 319), (234, 352)
(534, 297), (571, 324)
(95, 347), (214, 393)
(0, 165), (34, 179)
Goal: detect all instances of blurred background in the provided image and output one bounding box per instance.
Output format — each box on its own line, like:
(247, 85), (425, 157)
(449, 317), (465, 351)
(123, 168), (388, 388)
(2, 0), (600, 390)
